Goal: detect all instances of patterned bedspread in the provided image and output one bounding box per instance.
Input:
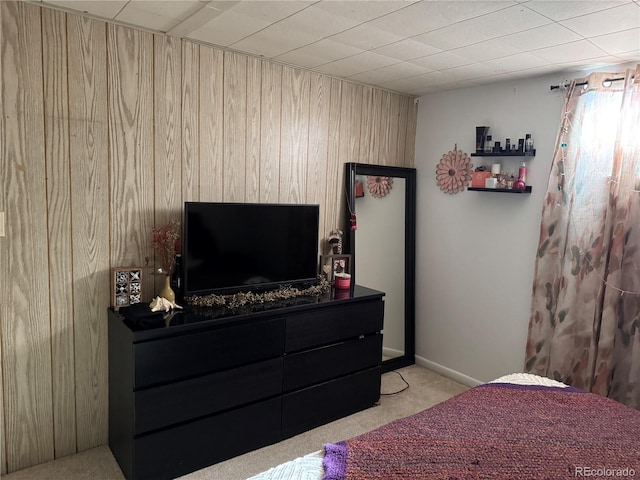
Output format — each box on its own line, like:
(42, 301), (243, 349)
(323, 383), (640, 479)
(248, 374), (640, 480)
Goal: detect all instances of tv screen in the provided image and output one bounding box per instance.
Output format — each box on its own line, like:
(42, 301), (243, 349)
(183, 202), (320, 296)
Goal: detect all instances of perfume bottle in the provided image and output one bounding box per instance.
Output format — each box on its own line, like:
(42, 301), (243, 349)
(484, 135), (493, 153)
(513, 161), (527, 191)
(524, 134), (534, 154)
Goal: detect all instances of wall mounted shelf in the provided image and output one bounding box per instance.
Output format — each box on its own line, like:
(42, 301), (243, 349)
(470, 151), (535, 157)
(468, 186), (532, 194)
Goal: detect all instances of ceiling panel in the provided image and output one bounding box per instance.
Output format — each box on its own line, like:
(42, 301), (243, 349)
(274, 39), (364, 69)
(588, 28), (640, 55)
(231, 22), (323, 58)
(43, 0), (127, 18)
(116, 1), (202, 32)
(559, 3), (640, 37)
(524, 0), (633, 21)
(34, 0), (640, 96)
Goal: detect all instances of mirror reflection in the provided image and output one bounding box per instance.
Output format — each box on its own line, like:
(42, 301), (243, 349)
(345, 163), (416, 372)
(355, 175), (406, 361)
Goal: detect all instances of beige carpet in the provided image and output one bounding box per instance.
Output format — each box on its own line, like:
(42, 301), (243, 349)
(2, 365), (467, 480)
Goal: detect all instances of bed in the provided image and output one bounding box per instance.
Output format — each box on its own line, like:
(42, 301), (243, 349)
(248, 373), (640, 480)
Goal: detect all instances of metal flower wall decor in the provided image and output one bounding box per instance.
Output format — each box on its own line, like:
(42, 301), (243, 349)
(436, 145), (473, 194)
(367, 175), (393, 198)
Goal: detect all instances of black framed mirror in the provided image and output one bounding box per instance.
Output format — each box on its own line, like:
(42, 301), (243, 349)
(344, 163), (416, 373)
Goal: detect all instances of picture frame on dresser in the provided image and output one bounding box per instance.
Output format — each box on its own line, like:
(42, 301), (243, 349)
(320, 254), (351, 283)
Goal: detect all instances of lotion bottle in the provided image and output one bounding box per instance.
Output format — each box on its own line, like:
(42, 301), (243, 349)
(513, 161), (527, 191)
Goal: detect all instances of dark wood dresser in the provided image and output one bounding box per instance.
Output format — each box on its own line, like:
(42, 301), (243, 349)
(108, 285), (384, 480)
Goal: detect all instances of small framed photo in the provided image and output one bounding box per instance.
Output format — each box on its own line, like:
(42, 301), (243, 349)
(112, 267), (143, 310)
(320, 254), (351, 283)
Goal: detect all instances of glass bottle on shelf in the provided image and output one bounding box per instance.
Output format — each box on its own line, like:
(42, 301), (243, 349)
(524, 134), (534, 154)
(484, 135), (493, 154)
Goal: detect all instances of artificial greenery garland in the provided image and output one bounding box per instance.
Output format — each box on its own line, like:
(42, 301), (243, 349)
(186, 277), (331, 309)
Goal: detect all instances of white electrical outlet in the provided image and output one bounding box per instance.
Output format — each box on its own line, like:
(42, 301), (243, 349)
(0, 212), (4, 237)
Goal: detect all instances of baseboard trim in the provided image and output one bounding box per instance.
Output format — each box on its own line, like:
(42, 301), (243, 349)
(382, 346), (403, 358)
(415, 356), (483, 388)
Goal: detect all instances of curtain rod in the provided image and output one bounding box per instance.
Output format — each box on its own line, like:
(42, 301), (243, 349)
(549, 76), (631, 91)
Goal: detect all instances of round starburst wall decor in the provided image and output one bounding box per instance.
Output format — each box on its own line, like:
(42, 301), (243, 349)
(367, 175), (394, 198)
(436, 145), (473, 194)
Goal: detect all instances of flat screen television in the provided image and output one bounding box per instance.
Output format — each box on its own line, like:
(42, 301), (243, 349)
(182, 202), (320, 296)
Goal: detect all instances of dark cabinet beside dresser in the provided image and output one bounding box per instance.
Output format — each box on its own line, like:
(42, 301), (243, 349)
(108, 285), (384, 480)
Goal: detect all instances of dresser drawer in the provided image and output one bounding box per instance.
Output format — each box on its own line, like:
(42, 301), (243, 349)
(283, 334), (382, 392)
(134, 358), (283, 434)
(133, 317), (285, 388)
(285, 299), (383, 352)
(134, 398), (282, 480)
(282, 367), (381, 438)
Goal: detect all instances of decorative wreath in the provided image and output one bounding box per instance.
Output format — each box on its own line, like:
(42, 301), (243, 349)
(435, 145), (473, 194)
(367, 176), (393, 198)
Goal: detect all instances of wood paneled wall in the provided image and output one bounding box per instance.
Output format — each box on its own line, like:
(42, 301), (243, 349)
(0, 1), (417, 474)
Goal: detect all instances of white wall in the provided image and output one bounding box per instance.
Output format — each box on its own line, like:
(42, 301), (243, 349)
(414, 73), (569, 385)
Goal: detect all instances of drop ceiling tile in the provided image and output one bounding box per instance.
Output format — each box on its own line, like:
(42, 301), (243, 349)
(187, 10), (272, 46)
(231, 22), (322, 58)
(313, 0), (414, 23)
(371, 39), (442, 61)
(482, 52), (553, 73)
(330, 23), (405, 51)
(274, 39), (364, 68)
(347, 68), (407, 85)
(116, 1), (203, 32)
(315, 51), (399, 77)
(616, 50), (640, 61)
(497, 24), (583, 51)
(589, 28), (640, 55)
(560, 3), (640, 38)
(413, 24), (493, 51)
(443, 62), (503, 81)
(168, 1), (237, 38)
(276, 5), (361, 38)
(524, 0), (633, 21)
(450, 38), (523, 63)
(451, 4), (552, 40)
(42, 0), (127, 18)
(227, 1), (313, 24)
(409, 51), (471, 70)
(348, 62), (432, 84)
(369, 0), (517, 37)
(532, 39), (611, 63)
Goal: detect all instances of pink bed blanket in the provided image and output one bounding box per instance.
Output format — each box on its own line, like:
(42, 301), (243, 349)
(323, 383), (640, 479)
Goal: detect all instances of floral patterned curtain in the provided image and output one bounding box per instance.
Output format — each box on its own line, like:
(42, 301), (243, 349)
(525, 65), (640, 409)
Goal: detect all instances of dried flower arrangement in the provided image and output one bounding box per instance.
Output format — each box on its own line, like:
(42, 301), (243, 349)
(151, 219), (181, 276)
(186, 277), (331, 309)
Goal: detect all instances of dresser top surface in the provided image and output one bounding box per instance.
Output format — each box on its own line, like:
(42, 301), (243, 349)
(111, 285), (384, 339)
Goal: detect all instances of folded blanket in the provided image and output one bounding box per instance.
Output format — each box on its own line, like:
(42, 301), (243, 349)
(323, 383), (640, 479)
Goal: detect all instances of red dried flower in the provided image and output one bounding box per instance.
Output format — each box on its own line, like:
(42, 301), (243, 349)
(151, 220), (181, 275)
